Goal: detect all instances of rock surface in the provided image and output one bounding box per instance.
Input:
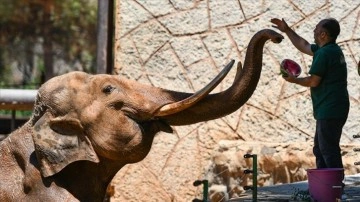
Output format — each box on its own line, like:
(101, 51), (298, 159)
(112, 0), (360, 201)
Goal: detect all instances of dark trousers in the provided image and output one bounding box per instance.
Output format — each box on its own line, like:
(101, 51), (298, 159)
(313, 119), (346, 169)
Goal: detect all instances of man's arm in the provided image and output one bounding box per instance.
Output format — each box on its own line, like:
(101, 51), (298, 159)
(271, 18), (313, 56)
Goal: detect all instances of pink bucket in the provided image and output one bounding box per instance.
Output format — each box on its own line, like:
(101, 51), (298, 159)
(307, 168), (344, 202)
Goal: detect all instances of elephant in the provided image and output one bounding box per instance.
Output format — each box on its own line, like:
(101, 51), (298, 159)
(0, 29), (283, 201)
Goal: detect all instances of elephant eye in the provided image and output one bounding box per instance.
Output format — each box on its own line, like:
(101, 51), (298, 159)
(102, 85), (115, 94)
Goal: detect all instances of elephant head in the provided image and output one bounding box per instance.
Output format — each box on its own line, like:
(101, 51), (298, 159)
(30, 56), (239, 175)
(0, 29), (283, 200)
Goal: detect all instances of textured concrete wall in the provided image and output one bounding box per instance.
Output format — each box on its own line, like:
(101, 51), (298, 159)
(112, 0), (360, 201)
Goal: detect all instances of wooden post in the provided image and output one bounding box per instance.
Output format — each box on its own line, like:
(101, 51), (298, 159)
(96, 0), (114, 74)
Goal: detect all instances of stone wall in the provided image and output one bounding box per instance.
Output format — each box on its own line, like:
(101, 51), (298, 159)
(111, 0), (360, 201)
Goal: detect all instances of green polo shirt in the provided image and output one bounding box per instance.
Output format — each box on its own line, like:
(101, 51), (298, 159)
(309, 43), (349, 120)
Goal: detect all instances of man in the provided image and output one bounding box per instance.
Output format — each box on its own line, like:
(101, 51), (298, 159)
(270, 18), (349, 170)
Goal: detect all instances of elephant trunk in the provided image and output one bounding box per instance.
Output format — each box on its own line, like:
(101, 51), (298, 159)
(226, 29), (283, 106)
(160, 29), (283, 125)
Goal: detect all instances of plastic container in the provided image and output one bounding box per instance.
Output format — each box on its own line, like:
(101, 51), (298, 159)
(307, 168), (344, 202)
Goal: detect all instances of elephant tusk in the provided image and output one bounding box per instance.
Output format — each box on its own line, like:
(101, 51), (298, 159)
(154, 60), (235, 117)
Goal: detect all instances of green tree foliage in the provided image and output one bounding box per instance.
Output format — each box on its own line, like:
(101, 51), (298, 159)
(0, 0), (97, 88)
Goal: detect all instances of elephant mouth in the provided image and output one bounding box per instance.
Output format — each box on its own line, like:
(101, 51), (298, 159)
(138, 119), (173, 135)
(125, 112), (173, 137)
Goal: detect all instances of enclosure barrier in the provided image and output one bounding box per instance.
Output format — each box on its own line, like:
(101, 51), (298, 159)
(0, 89), (36, 132)
(243, 154), (258, 202)
(0, 89), (36, 110)
(193, 179), (208, 202)
(354, 134), (360, 165)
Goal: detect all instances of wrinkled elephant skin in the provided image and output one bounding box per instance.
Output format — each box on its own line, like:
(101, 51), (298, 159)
(0, 29), (282, 201)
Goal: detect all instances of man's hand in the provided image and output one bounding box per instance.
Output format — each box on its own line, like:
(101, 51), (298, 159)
(282, 69), (297, 83)
(271, 18), (290, 33)
(271, 17), (313, 56)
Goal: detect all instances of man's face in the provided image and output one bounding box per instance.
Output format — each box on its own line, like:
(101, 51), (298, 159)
(313, 20), (327, 45)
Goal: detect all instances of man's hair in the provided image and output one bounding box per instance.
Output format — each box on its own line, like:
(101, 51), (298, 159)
(321, 18), (340, 41)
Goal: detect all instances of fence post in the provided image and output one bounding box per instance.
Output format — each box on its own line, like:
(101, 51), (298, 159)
(193, 179), (209, 202)
(243, 154), (257, 202)
(354, 135), (360, 165)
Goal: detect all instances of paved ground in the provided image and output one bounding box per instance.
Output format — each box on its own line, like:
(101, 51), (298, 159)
(229, 174), (360, 201)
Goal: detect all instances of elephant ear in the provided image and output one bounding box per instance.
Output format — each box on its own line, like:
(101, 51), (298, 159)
(32, 112), (99, 177)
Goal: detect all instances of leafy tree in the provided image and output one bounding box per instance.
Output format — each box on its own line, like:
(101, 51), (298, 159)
(0, 0), (97, 88)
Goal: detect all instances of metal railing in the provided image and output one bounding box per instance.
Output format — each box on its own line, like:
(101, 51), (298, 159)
(0, 89), (37, 133)
(0, 89), (37, 110)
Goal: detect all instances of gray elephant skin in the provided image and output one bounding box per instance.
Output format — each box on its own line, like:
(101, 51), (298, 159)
(0, 29), (283, 201)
